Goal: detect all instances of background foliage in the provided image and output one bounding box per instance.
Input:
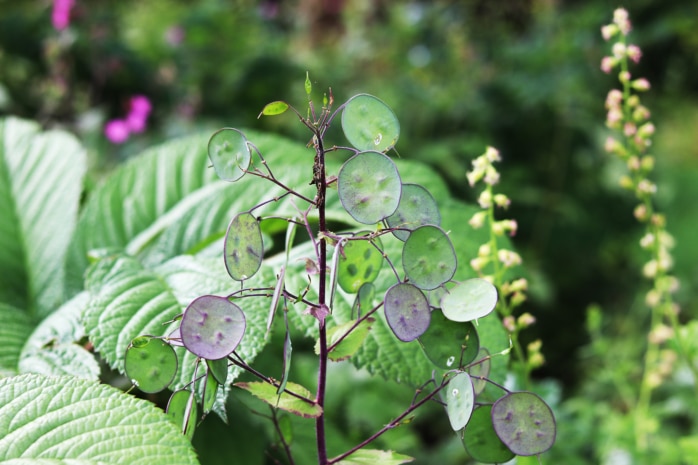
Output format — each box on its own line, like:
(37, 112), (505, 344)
(1, 0), (698, 463)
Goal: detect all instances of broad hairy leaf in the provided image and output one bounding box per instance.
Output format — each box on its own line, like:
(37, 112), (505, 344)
(0, 374), (199, 465)
(0, 117), (86, 317)
(83, 253), (272, 420)
(18, 291), (99, 380)
(0, 303), (34, 377)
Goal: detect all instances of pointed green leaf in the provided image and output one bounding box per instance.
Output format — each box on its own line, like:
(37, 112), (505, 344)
(304, 72), (312, 96)
(341, 94), (400, 152)
(208, 128), (251, 182)
(0, 374), (199, 464)
(441, 278), (498, 322)
(0, 117), (86, 317)
(334, 449), (413, 465)
(338, 151), (402, 224)
(259, 101), (290, 117)
(235, 381), (322, 418)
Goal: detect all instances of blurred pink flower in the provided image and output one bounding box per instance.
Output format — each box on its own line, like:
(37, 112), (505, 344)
(52, 0), (75, 31)
(104, 119), (130, 144)
(104, 95), (152, 143)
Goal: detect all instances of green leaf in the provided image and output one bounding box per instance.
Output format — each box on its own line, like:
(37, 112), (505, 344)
(334, 449), (413, 465)
(258, 101), (290, 117)
(66, 131), (340, 293)
(18, 291), (99, 380)
(83, 255), (181, 375)
(0, 374), (199, 465)
(0, 303), (34, 376)
(341, 94), (400, 152)
(0, 117), (86, 317)
(235, 381), (322, 418)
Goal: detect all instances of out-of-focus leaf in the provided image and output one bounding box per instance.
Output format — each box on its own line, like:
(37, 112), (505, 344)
(333, 449), (413, 464)
(0, 117), (86, 317)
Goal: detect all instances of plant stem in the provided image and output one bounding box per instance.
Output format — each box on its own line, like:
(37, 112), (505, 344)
(314, 130), (329, 465)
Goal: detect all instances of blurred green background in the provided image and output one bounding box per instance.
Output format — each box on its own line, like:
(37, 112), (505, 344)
(2, 0), (698, 463)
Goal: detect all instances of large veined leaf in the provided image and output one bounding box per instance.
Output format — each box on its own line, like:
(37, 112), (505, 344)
(66, 131), (349, 293)
(0, 303), (34, 377)
(83, 253), (272, 411)
(18, 291), (99, 380)
(67, 130), (453, 292)
(0, 374), (199, 465)
(0, 117), (86, 318)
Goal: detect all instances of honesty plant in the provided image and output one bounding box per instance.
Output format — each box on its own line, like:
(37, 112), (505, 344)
(121, 79), (557, 463)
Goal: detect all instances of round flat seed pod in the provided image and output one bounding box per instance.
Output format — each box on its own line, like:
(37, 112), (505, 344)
(386, 183), (441, 241)
(384, 283), (431, 342)
(224, 212), (263, 281)
(352, 282), (376, 318)
(491, 391), (557, 456)
(418, 310), (479, 370)
(441, 278), (498, 322)
(202, 372), (219, 415)
(206, 357), (229, 385)
(167, 389), (198, 440)
(124, 336), (177, 394)
(463, 405), (515, 463)
(208, 128), (251, 181)
(341, 94), (400, 152)
(445, 372), (475, 431)
(180, 295), (246, 360)
(338, 151), (402, 225)
(337, 234), (383, 293)
(402, 225), (457, 290)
